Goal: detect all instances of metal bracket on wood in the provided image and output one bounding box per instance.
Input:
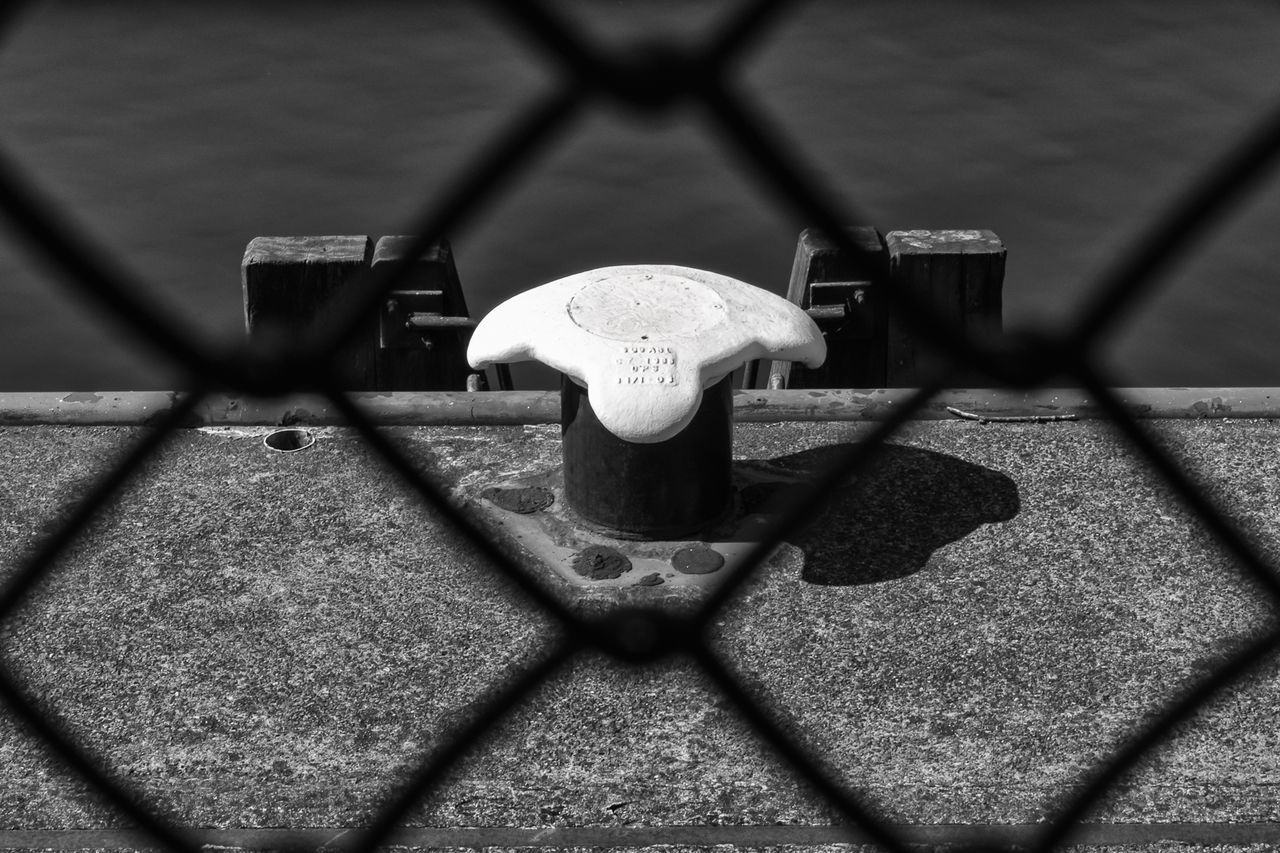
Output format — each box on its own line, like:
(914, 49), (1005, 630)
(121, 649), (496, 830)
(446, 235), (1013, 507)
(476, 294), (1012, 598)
(242, 235), (493, 391)
(380, 289), (442, 348)
(757, 227), (1006, 390)
(805, 281), (874, 336)
(380, 290), (478, 350)
(763, 226), (888, 391)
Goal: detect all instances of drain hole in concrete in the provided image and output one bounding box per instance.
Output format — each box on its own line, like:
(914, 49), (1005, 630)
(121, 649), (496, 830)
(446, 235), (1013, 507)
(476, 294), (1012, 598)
(264, 428), (314, 453)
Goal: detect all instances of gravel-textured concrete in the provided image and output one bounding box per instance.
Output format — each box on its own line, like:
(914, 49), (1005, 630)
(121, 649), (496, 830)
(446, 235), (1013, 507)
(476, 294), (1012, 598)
(0, 419), (1278, 846)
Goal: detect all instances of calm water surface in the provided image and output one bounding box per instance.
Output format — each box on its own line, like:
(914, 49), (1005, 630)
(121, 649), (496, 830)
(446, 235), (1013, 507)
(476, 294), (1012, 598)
(1, 1), (1278, 390)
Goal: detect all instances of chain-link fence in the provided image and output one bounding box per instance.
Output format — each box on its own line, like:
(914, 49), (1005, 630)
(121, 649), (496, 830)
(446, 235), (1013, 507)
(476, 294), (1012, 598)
(2, 2), (1280, 851)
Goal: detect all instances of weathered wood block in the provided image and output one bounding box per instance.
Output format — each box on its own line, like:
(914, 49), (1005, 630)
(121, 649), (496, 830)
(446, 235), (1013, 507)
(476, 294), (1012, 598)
(371, 236), (473, 391)
(241, 235), (375, 389)
(885, 229), (1005, 387)
(772, 226), (888, 389)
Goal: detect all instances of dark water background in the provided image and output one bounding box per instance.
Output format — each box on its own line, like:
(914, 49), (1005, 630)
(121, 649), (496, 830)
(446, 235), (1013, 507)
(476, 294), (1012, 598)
(1, 1), (1278, 391)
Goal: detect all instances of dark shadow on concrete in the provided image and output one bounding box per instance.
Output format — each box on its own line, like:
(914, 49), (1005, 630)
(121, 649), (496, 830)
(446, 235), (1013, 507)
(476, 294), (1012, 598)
(738, 444), (1020, 586)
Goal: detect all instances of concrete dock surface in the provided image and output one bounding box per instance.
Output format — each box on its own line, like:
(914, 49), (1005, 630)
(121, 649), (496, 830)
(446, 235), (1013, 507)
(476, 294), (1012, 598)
(1, 415), (1280, 851)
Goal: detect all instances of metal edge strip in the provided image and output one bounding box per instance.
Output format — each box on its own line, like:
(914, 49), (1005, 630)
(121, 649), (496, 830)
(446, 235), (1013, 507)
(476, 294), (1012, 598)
(0, 388), (1272, 426)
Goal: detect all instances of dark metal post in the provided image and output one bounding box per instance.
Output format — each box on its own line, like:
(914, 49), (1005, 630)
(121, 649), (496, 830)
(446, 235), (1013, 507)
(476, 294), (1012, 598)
(560, 375), (734, 539)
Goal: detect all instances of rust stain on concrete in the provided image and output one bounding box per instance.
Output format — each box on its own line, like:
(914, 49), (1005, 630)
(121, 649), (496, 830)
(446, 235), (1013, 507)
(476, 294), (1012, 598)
(1191, 396), (1231, 417)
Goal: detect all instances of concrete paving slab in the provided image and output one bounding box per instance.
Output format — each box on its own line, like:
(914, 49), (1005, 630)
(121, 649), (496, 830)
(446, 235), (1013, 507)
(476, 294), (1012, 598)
(0, 418), (1277, 848)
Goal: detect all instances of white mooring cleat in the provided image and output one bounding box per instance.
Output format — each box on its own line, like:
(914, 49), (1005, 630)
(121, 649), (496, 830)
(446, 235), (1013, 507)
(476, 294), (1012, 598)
(467, 265), (826, 443)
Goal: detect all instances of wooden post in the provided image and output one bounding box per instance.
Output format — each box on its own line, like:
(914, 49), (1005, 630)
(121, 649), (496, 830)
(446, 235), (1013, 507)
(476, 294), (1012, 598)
(560, 375), (734, 539)
(242, 235), (482, 391)
(767, 226), (887, 389)
(242, 236), (375, 389)
(371, 236), (475, 391)
(767, 227), (1006, 389)
(885, 230), (1005, 386)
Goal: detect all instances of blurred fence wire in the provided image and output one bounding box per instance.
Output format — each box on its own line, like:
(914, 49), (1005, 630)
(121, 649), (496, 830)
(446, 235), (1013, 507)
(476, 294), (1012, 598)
(3, 2), (1280, 851)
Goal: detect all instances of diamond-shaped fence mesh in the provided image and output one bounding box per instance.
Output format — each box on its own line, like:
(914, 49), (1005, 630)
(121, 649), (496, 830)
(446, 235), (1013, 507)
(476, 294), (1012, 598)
(2, 2), (1280, 851)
